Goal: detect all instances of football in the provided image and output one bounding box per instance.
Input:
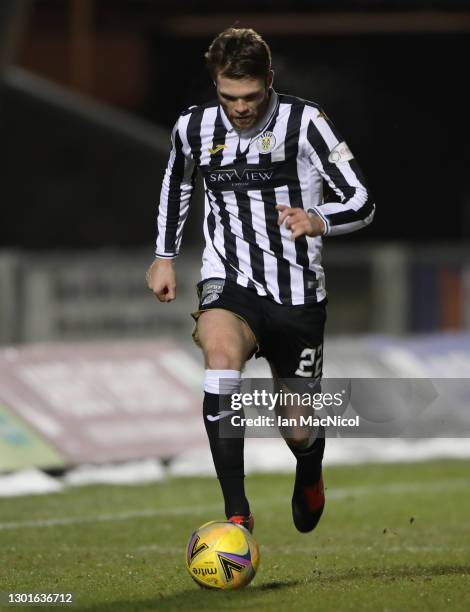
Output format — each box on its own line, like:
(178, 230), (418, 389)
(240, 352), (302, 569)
(185, 520), (260, 590)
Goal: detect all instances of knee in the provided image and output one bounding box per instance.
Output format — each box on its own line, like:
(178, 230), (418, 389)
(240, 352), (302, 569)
(285, 435), (311, 451)
(205, 347), (243, 371)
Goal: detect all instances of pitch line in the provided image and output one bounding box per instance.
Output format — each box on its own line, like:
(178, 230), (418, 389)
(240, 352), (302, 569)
(0, 503), (225, 531)
(0, 478), (468, 531)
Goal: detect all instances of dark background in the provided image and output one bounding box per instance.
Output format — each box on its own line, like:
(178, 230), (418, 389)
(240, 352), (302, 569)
(1, 0), (470, 250)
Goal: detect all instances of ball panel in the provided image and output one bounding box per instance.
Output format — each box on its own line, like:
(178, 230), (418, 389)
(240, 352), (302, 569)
(248, 535), (260, 572)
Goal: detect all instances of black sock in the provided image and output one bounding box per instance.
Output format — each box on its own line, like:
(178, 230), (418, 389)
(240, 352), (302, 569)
(203, 392), (250, 518)
(288, 432), (325, 486)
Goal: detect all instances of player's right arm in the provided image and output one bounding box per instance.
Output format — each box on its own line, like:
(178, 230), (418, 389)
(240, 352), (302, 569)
(147, 113), (196, 302)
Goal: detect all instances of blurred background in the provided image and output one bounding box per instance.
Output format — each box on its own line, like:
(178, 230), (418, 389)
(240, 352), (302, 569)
(1, 0), (470, 486)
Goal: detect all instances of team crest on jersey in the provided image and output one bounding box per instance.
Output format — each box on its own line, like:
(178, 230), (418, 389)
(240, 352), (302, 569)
(256, 131), (276, 154)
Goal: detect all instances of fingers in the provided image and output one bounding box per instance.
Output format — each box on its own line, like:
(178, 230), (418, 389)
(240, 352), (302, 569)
(276, 204), (303, 224)
(165, 285), (176, 302)
(285, 220), (309, 240)
(155, 285), (176, 303)
(289, 223), (309, 240)
(276, 204), (294, 226)
(147, 274), (176, 302)
(276, 205), (311, 239)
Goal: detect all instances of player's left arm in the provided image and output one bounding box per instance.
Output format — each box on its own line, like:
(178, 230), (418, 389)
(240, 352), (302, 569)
(304, 108), (375, 237)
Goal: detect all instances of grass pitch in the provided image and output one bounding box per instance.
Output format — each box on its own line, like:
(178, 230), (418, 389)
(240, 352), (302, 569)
(1, 460), (469, 611)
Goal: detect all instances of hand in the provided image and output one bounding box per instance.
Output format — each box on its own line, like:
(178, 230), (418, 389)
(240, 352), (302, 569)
(146, 258), (176, 302)
(276, 205), (325, 240)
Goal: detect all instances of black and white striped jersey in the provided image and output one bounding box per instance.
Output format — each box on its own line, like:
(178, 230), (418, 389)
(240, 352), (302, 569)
(155, 90), (375, 305)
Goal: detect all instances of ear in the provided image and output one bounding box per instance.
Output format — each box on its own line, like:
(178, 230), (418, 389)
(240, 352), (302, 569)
(267, 70), (274, 89)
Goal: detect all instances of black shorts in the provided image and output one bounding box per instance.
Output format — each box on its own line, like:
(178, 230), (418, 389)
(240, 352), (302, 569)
(192, 278), (327, 379)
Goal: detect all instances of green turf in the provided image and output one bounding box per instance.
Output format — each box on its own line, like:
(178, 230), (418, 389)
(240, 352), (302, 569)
(1, 460), (469, 611)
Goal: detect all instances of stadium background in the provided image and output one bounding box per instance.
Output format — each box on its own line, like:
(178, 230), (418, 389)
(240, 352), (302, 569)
(0, 2), (470, 609)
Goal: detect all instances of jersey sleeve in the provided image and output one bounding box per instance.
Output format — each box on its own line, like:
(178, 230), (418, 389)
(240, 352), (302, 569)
(155, 115), (196, 258)
(305, 109), (375, 237)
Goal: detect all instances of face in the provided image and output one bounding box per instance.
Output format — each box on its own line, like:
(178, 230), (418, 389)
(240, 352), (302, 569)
(216, 73), (273, 130)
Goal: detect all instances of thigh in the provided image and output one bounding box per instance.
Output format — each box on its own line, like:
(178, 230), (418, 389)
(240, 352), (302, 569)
(263, 300), (327, 379)
(196, 308), (257, 368)
(192, 278), (261, 368)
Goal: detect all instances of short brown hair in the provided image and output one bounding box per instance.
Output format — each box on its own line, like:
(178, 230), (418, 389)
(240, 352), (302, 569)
(205, 28), (271, 80)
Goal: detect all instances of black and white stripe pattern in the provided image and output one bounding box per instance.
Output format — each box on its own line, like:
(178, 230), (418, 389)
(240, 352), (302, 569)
(156, 91), (375, 305)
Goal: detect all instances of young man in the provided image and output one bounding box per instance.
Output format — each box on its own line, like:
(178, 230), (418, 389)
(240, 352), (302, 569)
(147, 28), (374, 534)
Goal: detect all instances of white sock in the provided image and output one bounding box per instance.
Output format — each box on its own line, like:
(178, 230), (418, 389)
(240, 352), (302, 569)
(204, 369), (241, 395)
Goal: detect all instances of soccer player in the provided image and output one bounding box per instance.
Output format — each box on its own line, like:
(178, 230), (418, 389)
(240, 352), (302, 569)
(147, 28), (374, 534)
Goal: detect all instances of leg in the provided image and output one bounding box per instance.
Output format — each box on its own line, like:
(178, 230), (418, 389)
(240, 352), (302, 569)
(197, 308), (257, 527)
(270, 363), (325, 533)
(197, 308), (256, 371)
(270, 363), (322, 451)
(265, 300), (327, 533)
